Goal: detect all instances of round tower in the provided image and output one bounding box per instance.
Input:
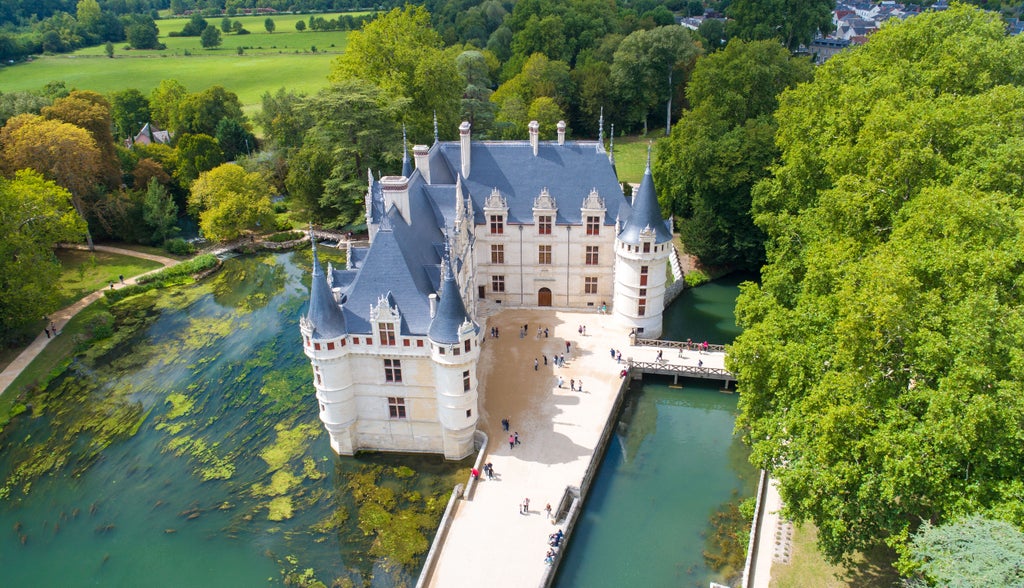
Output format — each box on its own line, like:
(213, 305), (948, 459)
(428, 257), (480, 460)
(613, 153), (673, 339)
(300, 235), (358, 455)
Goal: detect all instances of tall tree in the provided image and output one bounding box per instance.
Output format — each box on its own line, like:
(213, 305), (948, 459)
(189, 163), (274, 241)
(200, 25), (222, 49)
(41, 90), (120, 188)
(611, 26), (701, 134)
(903, 516), (1024, 587)
(330, 6), (460, 142)
(731, 5), (1024, 565)
(176, 85), (244, 137)
(109, 88), (151, 142)
(174, 133), (223, 186)
(0, 170), (87, 340)
(285, 81), (402, 226)
(726, 0), (834, 50)
(149, 79), (188, 133)
(654, 39), (812, 269)
(253, 88), (312, 153)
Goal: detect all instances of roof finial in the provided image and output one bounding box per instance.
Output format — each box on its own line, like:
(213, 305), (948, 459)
(609, 123), (616, 165)
(309, 222), (319, 267)
(646, 142), (652, 171)
(433, 111), (439, 144)
(401, 124), (412, 178)
(598, 107), (604, 145)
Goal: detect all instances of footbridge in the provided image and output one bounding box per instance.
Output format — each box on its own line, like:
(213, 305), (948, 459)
(626, 337), (733, 387)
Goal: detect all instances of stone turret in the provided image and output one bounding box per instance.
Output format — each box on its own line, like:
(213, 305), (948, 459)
(613, 149), (672, 338)
(427, 256), (479, 459)
(300, 234), (357, 454)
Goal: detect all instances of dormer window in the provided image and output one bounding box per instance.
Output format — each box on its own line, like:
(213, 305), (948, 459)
(586, 216), (601, 235)
(490, 215), (504, 234)
(538, 216), (552, 235)
(485, 187), (509, 236)
(533, 188), (557, 236)
(581, 188), (606, 236)
(378, 322), (396, 346)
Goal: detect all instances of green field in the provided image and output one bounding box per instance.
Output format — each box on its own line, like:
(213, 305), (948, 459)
(613, 132), (665, 185)
(0, 13), (360, 114)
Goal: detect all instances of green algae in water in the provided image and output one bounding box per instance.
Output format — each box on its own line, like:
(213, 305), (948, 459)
(0, 251), (468, 587)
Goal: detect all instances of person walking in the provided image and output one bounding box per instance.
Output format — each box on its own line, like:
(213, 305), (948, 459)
(509, 434), (515, 450)
(543, 355), (547, 365)
(534, 358), (539, 371)
(558, 376), (564, 388)
(577, 378), (583, 392)
(502, 417), (509, 431)
(44, 326), (51, 339)
(570, 379), (575, 391)
(514, 432), (520, 446)
(545, 503), (552, 519)
(521, 497), (530, 514)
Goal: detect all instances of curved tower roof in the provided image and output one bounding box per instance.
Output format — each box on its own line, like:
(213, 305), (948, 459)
(307, 236), (347, 338)
(618, 152), (672, 245)
(427, 257), (472, 344)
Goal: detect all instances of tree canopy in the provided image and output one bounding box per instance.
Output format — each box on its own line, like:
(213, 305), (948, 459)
(726, 0), (834, 50)
(189, 163), (274, 241)
(654, 39), (812, 270)
(730, 5), (1024, 564)
(0, 170), (87, 340)
(903, 515), (1024, 587)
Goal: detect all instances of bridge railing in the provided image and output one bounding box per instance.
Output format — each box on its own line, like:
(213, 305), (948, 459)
(628, 360), (732, 379)
(633, 338), (727, 353)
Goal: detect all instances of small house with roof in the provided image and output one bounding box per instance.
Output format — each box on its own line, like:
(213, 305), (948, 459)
(299, 119), (672, 459)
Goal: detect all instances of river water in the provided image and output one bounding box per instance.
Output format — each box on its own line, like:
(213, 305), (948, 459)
(555, 273), (758, 587)
(0, 250), (467, 587)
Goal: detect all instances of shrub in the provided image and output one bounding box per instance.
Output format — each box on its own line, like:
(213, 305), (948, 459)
(273, 201), (288, 214)
(267, 231), (303, 243)
(105, 255), (219, 302)
(685, 269), (709, 288)
(165, 238), (194, 256)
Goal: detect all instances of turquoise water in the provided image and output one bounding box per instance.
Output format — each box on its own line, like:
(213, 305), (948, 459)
(0, 251), (466, 587)
(556, 274), (757, 587)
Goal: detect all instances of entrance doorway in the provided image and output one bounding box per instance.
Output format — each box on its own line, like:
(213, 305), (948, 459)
(478, 285), (486, 300)
(538, 287), (552, 306)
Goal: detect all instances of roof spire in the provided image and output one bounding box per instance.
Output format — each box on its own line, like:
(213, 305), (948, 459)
(433, 111), (439, 144)
(598, 107), (604, 146)
(306, 222), (347, 338)
(309, 222), (319, 267)
(401, 124), (412, 178)
(646, 141), (652, 171)
(609, 123), (616, 166)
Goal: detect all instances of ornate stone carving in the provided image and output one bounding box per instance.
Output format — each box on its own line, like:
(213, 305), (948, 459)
(533, 187), (557, 211)
(581, 188), (605, 211)
(484, 187), (508, 210)
(369, 293), (400, 323)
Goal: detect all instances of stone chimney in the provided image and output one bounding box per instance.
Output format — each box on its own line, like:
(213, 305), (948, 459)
(380, 175), (411, 225)
(557, 120), (566, 145)
(459, 121), (471, 178)
(529, 120), (539, 156)
(413, 144), (431, 184)
(429, 293), (438, 318)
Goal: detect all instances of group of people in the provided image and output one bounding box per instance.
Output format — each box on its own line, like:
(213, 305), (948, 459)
(544, 528), (565, 565)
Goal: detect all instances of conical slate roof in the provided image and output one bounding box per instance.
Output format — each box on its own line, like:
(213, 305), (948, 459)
(618, 156), (672, 245)
(427, 258), (472, 344)
(307, 238), (347, 339)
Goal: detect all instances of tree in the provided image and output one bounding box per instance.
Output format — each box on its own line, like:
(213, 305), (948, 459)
(221, 17), (232, 33)
(142, 177), (179, 244)
(654, 39), (812, 269)
(697, 18), (728, 53)
(0, 90), (52, 127)
(731, 5), (1024, 565)
(189, 163), (274, 241)
(526, 97), (564, 138)
(175, 133), (223, 185)
(0, 170), (87, 340)
(330, 6), (460, 142)
(41, 90), (120, 189)
(456, 50), (496, 135)
(1, 113), (103, 248)
(149, 79), (188, 132)
(214, 117), (255, 160)
(180, 14), (208, 36)
(611, 26), (702, 134)
(264, 18), (275, 34)
(200, 25), (222, 49)
(124, 15), (162, 50)
(903, 516), (1024, 587)
(109, 88), (151, 141)
(491, 52), (573, 131)
(295, 19), (306, 32)
(727, 0), (833, 50)
(176, 85), (244, 136)
(253, 88), (312, 153)
(285, 81), (401, 225)
(105, 41), (113, 58)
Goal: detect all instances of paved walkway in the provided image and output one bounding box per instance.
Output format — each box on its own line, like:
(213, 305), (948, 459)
(0, 245), (179, 397)
(750, 478), (784, 588)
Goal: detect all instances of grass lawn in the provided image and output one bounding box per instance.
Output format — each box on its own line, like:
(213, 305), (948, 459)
(0, 302), (111, 422)
(54, 249), (164, 309)
(0, 13), (357, 114)
(770, 524), (901, 588)
(613, 130), (669, 185)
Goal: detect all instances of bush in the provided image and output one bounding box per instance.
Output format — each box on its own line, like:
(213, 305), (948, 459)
(267, 231), (303, 243)
(165, 238), (195, 256)
(105, 255), (219, 302)
(684, 269), (710, 288)
(273, 201), (288, 214)
(274, 217), (293, 232)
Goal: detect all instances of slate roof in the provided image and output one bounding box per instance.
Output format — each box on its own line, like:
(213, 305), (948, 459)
(618, 161), (673, 245)
(437, 141), (628, 226)
(428, 258), (473, 344)
(307, 242), (347, 338)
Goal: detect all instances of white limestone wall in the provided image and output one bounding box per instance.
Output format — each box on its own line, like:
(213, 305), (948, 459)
(612, 239), (671, 338)
(430, 336), (481, 459)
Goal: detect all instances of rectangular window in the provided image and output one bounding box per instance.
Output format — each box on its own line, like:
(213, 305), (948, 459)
(538, 215), (552, 235)
(417, 340), (424, 347)
(639, 288), (647, 297)
(378, 322), (396, 346)
(538, 245), (552, 265)
(388, 397), (407, 419)
(643, 242), (651, 253)
(463, 370), (471, 392)
(586, 215), (601, 235)
(491, 244), (504, 264)
(490, 215), (504, 234)
(638, 298), (647, 316)
(585, 246), (599, 265)
(384, 359), (402, 383)
(314, 342), (321, 351)
(492, 275), (505, 292)
(640, 265), (648, 286)
(585, 276), (598, 294)
(464, 339), (471, 352)
(326, 341), (335, 350)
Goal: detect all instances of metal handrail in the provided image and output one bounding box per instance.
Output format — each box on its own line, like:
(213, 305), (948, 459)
(634, 338), (727, 353)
